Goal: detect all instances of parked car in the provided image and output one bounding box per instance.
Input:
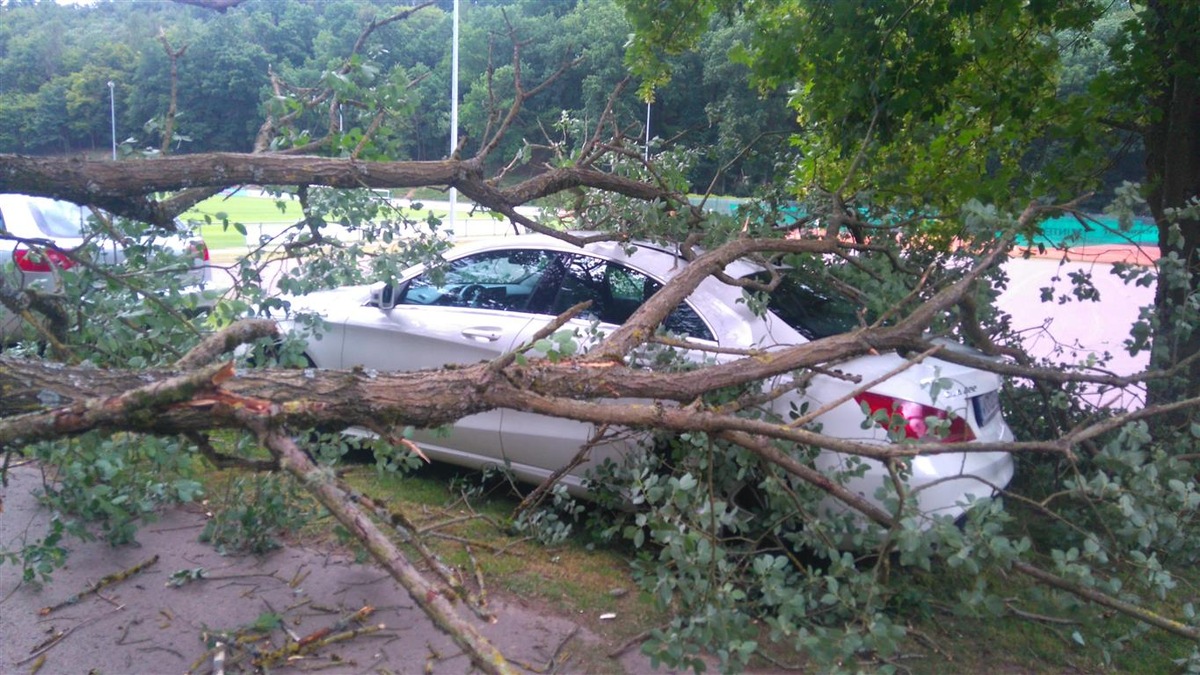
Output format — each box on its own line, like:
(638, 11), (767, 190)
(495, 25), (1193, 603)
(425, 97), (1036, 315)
(0, 193), (214, 341)
(285, 234), (1014, 523)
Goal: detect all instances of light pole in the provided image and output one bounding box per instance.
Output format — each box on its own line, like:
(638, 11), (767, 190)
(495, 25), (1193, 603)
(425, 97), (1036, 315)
(107, 80), (116, 160)
(449, 0), (459, 234)
(645, 101), (651, 161)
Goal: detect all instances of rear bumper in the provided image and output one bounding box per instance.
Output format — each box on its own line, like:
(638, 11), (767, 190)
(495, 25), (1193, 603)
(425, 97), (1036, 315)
(817, 419), (1016, 526)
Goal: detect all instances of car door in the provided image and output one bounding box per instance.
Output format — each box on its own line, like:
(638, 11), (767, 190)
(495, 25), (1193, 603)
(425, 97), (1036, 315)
(339, 248), (559, 459)
(498, 251), (717, 483)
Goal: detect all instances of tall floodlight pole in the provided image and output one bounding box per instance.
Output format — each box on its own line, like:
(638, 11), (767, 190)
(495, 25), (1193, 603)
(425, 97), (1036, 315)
(645, 101), (651, 161)
(108, 81), (117, 160)
(449, 0), (460, 235)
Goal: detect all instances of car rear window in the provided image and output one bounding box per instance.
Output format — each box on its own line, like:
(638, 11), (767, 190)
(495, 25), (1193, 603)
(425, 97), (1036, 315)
(27, 198), (87, 238)
(745, 271), (861, 340)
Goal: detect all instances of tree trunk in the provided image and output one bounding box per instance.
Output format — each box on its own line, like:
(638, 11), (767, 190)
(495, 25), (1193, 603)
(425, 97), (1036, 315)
(1144, 1), (1200, 420)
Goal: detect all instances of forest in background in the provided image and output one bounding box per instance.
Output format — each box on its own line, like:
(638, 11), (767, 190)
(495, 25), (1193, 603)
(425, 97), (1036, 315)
(0, 0), (803, 197)
(0, 0), (1144, 204)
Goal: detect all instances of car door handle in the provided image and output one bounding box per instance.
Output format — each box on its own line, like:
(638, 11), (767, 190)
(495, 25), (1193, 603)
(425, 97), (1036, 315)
(461, 327), (502, 342)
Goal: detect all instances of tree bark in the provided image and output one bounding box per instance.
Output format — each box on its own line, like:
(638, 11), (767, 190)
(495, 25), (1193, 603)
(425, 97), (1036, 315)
(1144, 0), (1200, 417)
(0, 153), (674, 229)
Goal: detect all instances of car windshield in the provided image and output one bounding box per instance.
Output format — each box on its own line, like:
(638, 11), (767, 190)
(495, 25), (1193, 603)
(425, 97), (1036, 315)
(744, 271), (861, 340)
(400, 250), (553, 311)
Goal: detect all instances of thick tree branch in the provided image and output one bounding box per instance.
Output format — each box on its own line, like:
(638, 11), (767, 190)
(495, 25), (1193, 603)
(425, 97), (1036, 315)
(174, 318), (278, 370)
(7, 320), (1198, 464)
(254, 424), (517, 675)
(0, 153), (675, 230)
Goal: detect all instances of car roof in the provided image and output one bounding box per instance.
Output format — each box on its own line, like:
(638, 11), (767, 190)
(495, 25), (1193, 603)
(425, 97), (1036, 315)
(0, 193), (89, 240)
(439, 232), (790, 347)
(446, 232), (766, 281)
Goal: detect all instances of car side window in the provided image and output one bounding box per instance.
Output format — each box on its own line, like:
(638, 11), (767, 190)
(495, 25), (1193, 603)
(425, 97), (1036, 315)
(399, 249), (555, 312)
(548, 254), (715, 341)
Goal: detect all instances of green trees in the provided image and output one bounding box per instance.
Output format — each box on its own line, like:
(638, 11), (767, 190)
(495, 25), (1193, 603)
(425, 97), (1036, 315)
(0, 0), (791, 192)
(622, 0), (1200, 405)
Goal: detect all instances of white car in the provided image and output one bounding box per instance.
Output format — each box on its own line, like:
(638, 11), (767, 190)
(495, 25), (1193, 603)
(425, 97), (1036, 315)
(0, 193), (213, 341)
(288, 234), (1014, 522)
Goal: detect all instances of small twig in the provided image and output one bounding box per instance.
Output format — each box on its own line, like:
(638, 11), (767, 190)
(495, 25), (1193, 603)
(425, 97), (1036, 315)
(607, 626), (658, 659)
(95, 590), (122, 608)
(17, 604), (126, 665)
(137, 645), (186, 660)
(753, 649), (804, 671)
(873, 653), (917, 674)
(789, 345), (942, 428)
(115, 619), (140, 646)
(514, 424), (610, 516)
(289, 566), (311, 589)
(415, 512), (487, 534)
(1005, 601), (1081, 625)
(1, 446), (17, 486)
(906, 626), (950, 661)
(254, 623), (391, 670)
(511, 625), (579, 674)
(423, 531), (516, 553)
(285, 597), (313, 612)
(39, 556), (158, 616)
(1011, 560), (1200, 641)
(147, 521), (207, 534)
(487, 300), (592, 376)
(466, 545), (487, 610)
(545, 624), (579, 673)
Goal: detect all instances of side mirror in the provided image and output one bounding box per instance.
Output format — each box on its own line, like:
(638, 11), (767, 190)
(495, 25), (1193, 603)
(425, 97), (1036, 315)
(371, 280), (410, 309)
(372, 283), (396, 310)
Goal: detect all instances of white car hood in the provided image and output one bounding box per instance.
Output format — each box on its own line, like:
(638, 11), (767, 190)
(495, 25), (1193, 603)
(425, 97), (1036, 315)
(284, 284), (377, 319)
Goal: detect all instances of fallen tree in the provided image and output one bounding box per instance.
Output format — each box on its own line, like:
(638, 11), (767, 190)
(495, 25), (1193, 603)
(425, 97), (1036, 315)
(2, 3), (1198, 672)
(3, 209), (1199, 671)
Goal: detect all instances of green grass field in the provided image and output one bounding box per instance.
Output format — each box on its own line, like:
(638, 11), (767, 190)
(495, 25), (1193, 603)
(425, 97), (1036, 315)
(180, 195), (298, 250)
(182, 195), (302, 223)
(180, 193), (464, 251)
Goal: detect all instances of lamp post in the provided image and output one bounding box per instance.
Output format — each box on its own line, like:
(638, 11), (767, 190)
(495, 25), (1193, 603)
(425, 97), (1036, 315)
(449, 0), (459, 234)
(107, 80), (116, 160)
(645, 101), (651, 161)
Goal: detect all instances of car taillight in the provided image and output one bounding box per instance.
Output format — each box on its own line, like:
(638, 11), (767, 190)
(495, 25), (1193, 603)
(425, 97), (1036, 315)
(14, 247), (76, 272)
(854, 391), (976, 443)
(187, 239), (210, 262)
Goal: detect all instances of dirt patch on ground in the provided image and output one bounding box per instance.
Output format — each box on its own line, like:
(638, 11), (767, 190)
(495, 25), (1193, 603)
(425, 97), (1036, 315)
(0, 462), (652, 674)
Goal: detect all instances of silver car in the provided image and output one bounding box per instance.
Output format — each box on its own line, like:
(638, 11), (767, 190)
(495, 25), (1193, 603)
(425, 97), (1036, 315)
(288, 234), (1014, 523)
(0, 193), (213, 341)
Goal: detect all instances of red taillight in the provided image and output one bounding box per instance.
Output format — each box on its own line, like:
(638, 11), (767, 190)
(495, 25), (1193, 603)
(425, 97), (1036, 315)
(854, 392), (976, 443)
(14, 247), (76, 272)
